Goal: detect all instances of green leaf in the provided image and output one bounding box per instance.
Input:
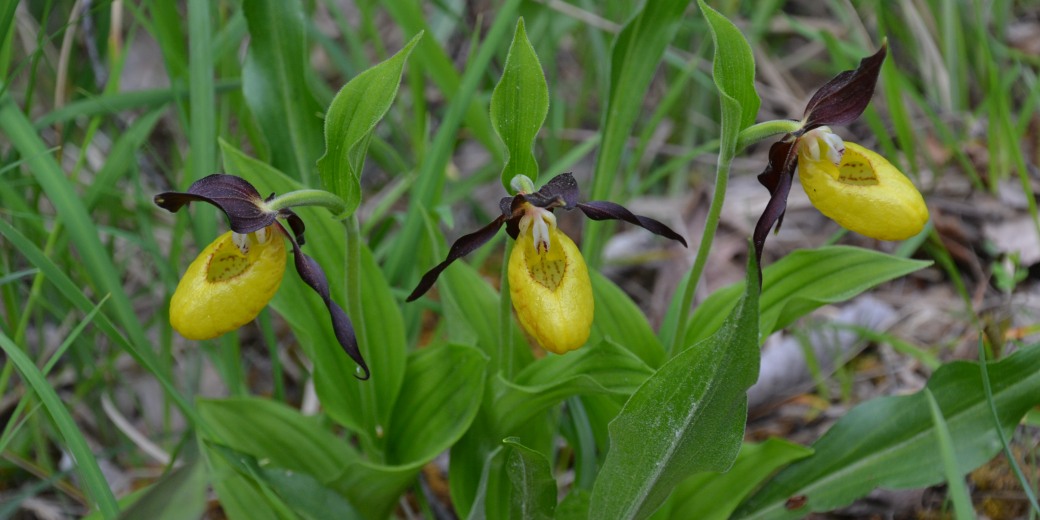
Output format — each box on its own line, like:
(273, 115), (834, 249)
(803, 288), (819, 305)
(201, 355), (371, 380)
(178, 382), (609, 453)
(490, 18), (549, 189)
(492, 340), (653, 433)
(655, 439), (813, 520)
(0, 331), (120, 519)
(734, 345), (1040, 519)
(117, 457), (208, 520)
(242, 0), (324, 182)
(197, 397), (358, 481)
(590, 271), (665, 368)
(331, 344), (487, 519)
(439, 258), (533, 374)
(584, 0), (693, 264)
(686, 246), (931, 347)
(589, 243), (762, 520)
(925, 389), (974, 519)
(503, 437), (556, 520)
(698, 0), (760, 131)
(386, 343), (487, 464)
(317, 32), (422, 216)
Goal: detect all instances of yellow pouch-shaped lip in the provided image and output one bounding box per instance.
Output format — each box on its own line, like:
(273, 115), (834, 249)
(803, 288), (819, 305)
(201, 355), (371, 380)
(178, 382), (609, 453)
(799, 141), (929, 240)
(509, 227), (593, 354)
(170, 228), (286, 340)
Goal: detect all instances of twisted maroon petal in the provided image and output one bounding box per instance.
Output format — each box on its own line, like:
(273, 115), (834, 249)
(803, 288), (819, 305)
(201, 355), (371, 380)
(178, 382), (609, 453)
(406, 215), (507, 302)
(575, 201), (687, 247)
(280, 223), (368, 380)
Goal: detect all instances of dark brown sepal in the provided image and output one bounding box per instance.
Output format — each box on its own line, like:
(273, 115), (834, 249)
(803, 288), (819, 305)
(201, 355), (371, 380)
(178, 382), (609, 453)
(521, 172), (580, 209)
(752, 139), (799, 267)
(154, 174), (278, 234)
(405, 215), (507, 302)
(281, 223), (369, 380)
(802, 43), (887, 131)
(575, 201), (688, 247)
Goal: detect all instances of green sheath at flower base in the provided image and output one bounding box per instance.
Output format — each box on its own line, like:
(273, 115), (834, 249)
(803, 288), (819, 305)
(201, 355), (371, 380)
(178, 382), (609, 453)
(171, 226), (286, 340)
(799, 141), (928, 240)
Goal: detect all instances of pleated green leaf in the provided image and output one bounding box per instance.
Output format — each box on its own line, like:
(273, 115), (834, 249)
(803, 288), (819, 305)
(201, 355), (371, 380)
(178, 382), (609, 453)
(686, 246), (931, 347)
(735, 345), (1040, 519)
(590, 271), (666, 368)
(490, 18), (549, 189)
(655, 439), (813, 520)
(317, 32), (422, 216)
(492, 340), (653, 433)
(503, 437), (556, 520)
(590, 244), (761, 520)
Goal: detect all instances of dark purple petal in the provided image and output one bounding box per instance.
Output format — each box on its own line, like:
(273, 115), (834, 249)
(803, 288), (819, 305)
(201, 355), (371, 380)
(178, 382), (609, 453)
(281, 224), (369, 380)
(574, 201), (687, 247)
(522, 172), (580, 209)
(281, 209), (307, 246)
(753, 139), (799, 266)
(406, 215), (507, 302)
(154, 174), (278, 234)
(802, 43), (887, 130)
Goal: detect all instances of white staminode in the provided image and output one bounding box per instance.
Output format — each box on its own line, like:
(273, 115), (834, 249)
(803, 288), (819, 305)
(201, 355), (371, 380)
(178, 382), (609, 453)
(232, 232), (251, 254)
(519, 206), (558, 254)
(800, 126), (845, 165)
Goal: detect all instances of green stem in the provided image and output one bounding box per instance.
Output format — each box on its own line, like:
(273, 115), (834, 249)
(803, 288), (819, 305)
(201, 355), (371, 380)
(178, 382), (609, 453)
(267, 189), (348, 217)
(735, 119), (801, 152)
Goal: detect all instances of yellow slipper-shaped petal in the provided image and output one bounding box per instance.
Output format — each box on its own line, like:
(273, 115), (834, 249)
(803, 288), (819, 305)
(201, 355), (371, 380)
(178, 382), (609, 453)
(799, 141), (929, 240)
(170, 226), (286, 340)
(509, 226), (593, 354)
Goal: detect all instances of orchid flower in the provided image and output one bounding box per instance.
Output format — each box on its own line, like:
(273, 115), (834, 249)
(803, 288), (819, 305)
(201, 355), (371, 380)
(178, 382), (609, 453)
(407, 173), (687, 354)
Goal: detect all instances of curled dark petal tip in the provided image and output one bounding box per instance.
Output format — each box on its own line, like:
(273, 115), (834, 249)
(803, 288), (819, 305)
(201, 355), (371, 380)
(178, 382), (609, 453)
(575, 201), (688, 247)
(283, 225), (369, 379)
(407, 215), (507, 301)
(802, 44), (888, 129)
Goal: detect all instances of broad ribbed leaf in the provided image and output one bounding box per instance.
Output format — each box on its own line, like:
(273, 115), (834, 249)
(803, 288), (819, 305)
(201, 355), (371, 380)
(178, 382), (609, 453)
(242, 0), (324, 182)
(655, 439), (813, 520)
(686, 246), (931, 347)
(492, 340), (654, 432)
(590, 271), (665, 368)
(198, 397), (358, 480)
(490, 18), (549, 189)
(503, 437), (556, 520)
(590, 244), (761, 520)
(317, 33), (421, 216)
(331, 344), (487, 520)
(734, 345), (1040, 519)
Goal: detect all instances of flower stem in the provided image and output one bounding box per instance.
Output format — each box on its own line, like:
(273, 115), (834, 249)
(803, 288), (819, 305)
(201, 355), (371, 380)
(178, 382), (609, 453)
(735, 119), (801, 152)
(268, 189), (348, 217)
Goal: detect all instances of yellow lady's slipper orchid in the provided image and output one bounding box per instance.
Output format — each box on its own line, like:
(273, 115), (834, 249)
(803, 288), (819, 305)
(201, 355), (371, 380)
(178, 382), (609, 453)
(753, 43), (930, 266)
(508, 205), (593, 354)
(170, 226), (286, 340)
(407, 172), (686, 355)
(155, 174), (369, 378)
(797, 133), (928, 241)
